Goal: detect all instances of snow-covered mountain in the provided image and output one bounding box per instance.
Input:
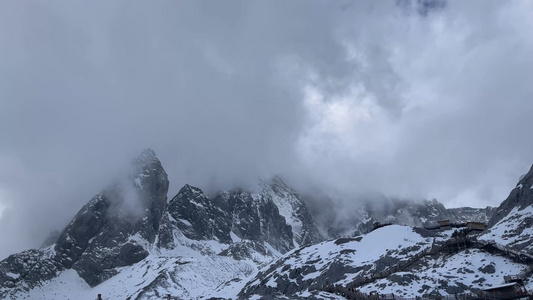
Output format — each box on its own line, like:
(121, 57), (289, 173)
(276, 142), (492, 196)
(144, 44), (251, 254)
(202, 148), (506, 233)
(239, 165), (533, 299)
(1, 149), (532, 299)
(0, 149), (321, 299)
(240, 225), (532, 299)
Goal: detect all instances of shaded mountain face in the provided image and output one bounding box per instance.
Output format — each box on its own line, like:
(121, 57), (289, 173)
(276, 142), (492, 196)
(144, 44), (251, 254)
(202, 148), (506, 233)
(168, 185), (295, 253)
(256, 177), (323, 247)
(481, 165), (533, 253)
(0, 148), (170, 295)
(165, 177), (324, 253)
(54, 148), (170, 286)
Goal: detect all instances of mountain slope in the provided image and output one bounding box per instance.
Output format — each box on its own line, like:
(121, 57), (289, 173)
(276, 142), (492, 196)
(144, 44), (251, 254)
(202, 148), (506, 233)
(254, 177), (323, 247)
(239, 225), (530, 299)
(0, 148), (170, 297)
(481, 165), (533, 254)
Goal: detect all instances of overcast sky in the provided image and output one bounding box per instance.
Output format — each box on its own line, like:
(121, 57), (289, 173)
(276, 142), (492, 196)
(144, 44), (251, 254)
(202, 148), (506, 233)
(1, 0), (533, 259)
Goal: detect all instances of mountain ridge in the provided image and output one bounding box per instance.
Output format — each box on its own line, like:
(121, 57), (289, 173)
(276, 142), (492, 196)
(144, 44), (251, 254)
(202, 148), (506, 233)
(1, 149), (532, 299)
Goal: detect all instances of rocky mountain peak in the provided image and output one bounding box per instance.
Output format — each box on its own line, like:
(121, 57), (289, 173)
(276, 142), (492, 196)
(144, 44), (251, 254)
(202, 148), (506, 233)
(256, 177), (323, 246)
(481, 164), (533, 253)
(0, 149), (171, 295)
(136, 147), (158, 163)
(52, 149), (169, 286)
(489, 164), (533, 227)
(176, 183), (206, 199)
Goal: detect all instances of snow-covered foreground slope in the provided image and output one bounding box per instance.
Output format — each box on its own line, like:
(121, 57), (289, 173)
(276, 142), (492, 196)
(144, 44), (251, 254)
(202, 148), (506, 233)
(481, 205), (533, 253)
(240, 225), (531, 299)
(11, 208), (283, 300)
(359, 248), (527, 297)
(24, 242), (260, 300)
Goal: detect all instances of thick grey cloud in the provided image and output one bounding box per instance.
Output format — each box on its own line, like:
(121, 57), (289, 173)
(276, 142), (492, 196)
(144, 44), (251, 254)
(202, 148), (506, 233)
(1, 0), (533, 259)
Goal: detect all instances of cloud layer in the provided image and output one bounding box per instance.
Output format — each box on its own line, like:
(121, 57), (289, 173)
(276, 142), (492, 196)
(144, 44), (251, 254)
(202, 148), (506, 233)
(1, 0), (533, 259)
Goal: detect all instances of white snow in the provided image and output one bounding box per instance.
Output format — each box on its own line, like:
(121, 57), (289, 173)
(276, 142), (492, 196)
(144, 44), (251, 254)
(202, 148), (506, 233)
(178, 218), (193, 227)
(359, 248), (527, 297)
(243, 224), (531, 299)
(230, 231), (241, 243)
(254, 179), (306, 245)
(5, 272), (20, 280)
(479, 205), (533, 251)
(14, 224), (271, 300)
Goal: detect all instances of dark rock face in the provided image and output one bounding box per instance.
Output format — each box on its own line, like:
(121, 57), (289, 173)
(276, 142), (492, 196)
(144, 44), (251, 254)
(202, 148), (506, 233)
(484, 165), (533, 253)
(168, 185), (295, 253)
(447, 207), (496, 224)
(168, 184), (229, 242)
(54, 148), (169, 286)
(156, 208), (175, 250)
(0, 148), (170, 295)
(0, 249), (62, 294)
(259, 177), (323, 246)
(488, 165), (533, 227)
(219, 189), (262, 241)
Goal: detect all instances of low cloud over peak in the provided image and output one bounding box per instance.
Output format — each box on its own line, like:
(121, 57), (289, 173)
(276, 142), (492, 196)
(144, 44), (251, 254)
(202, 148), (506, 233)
(1, 0), (533, 259)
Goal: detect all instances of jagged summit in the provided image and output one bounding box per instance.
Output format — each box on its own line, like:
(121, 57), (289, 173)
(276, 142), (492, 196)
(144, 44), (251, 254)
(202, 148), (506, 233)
(0, 149), (170, 296)
(176, 183), (205, 198)
(52, 148), (170, 286)
(138, 147), (157, 160)
(255, 176), (323, 246)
